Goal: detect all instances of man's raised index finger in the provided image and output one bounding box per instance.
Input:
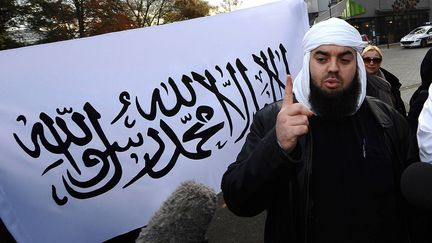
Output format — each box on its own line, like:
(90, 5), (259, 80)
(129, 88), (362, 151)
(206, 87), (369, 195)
(283, 75), (294, 107)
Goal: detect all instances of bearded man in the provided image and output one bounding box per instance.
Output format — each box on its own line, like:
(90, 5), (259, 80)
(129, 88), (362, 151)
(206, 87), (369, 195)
(221, 18), (413, 242)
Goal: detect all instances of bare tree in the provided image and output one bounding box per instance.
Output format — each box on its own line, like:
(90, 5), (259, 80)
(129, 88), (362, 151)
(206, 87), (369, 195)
(124, 0), (172, 27)
(392, 0), (419, 11)
(392, 0), (419, 32)
(218, 0), (242, 13)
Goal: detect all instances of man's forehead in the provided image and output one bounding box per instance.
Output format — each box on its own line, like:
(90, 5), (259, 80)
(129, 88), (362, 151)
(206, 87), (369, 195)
(311, 44), (356, 54)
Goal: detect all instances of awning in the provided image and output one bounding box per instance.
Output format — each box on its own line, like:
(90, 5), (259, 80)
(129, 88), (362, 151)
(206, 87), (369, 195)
(314, 0), (366, 23)
(341, 0), (366, 19)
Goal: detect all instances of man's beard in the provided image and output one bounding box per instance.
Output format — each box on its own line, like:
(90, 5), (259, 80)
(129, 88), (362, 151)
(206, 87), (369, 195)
(309, 74), (361, 120)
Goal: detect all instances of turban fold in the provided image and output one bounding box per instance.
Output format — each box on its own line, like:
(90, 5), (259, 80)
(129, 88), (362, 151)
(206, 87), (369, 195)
(293, 17), (366, 114)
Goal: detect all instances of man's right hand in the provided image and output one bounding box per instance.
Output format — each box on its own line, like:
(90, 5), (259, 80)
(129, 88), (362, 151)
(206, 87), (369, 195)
(276, 75), (313, 153)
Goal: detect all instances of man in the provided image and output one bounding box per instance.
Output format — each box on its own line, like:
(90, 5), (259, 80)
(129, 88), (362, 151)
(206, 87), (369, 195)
(221, 18), (412, 242)
(410, 48), (432, 162)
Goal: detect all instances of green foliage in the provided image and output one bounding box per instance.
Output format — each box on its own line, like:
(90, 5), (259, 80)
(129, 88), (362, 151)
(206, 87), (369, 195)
(0, 0), (213, 49)
(23, 0), (78, 43)
(0, 0), (24, 50)
(0, 34), (21, 50)
(1, 0), (17, 32)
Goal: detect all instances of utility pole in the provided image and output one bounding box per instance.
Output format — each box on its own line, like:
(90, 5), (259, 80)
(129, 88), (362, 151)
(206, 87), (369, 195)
(328, 0), (332, 18)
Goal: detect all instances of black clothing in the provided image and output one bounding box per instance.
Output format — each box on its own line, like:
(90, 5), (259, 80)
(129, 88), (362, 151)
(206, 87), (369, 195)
(366, 74), (394, 107)
(408, 48), (432, 132)
(310, 108), (404, 243)
(0, 219), (15, 243)
(221, 97), (411, 243)
(419, 48), (432, 91)
(407, 48), (432, 162)
(380, 67), (407, 117)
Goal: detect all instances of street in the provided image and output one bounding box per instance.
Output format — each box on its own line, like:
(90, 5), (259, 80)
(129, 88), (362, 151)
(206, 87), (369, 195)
(380, 44), (430, 110)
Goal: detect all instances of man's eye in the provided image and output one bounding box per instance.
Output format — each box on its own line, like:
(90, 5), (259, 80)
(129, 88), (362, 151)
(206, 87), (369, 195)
(316, 57), (326, 62)
(340, 58), (352, 64)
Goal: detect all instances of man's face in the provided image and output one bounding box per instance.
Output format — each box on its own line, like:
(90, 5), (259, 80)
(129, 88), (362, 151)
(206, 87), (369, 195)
(309, 44), (357, 95)
(308, 44), (361, 119)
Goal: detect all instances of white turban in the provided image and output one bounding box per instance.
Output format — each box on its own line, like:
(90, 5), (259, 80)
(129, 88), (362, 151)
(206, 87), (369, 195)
(293, 17), (366, 114)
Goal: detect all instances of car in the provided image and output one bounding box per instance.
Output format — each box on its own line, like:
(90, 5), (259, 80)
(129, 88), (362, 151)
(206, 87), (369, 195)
(400, 25), (432, 48)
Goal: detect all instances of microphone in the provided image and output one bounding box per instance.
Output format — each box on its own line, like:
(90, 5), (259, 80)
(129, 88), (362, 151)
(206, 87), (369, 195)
(135, 180), (217, 243)
(401, 162), (432, 211)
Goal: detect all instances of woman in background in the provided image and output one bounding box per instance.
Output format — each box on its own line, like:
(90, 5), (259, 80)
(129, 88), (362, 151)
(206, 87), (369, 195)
(362, 45), (406, 116)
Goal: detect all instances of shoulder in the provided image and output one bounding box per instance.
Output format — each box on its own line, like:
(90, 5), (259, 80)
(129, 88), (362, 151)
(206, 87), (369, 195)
(365, 97), (410, 158)
(380, 67), (401, 88)
(364, 96), (407, 129)
(365, 96), (397, 113)
(253, 100), (283, 127)
(367, 74), (392, 91)
(256, 100), (283, 116)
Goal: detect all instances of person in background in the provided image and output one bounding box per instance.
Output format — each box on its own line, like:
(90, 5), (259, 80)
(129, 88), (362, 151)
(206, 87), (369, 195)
(417, 77), (432, 163)
(416, 80), (432, 243)
(365, 73), (395, 107)
(362, 45), (407, 116)
(408, 48), (432, 162)
(221, 18), (414, 242)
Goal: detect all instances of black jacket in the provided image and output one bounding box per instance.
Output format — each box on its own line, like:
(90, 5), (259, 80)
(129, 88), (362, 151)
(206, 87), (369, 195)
(381, 67), (407, 117)
(366, 74), (395, 107)
(408, 89), (429, 134)
(407, 48), (432, 162)
(221, 97), (412, 243)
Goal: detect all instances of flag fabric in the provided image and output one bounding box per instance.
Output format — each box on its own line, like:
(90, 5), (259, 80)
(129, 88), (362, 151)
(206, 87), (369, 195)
(0, 0), (309, 242)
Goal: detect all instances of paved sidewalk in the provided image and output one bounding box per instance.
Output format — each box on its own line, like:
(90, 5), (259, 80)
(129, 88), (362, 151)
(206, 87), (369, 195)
(379, 43), (430, 110)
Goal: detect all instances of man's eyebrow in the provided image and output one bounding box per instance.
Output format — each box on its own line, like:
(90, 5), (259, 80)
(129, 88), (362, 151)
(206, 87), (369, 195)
(313, 50), (329, 56)
(312, 49), (355, 57)
(338, 50), (355, 57)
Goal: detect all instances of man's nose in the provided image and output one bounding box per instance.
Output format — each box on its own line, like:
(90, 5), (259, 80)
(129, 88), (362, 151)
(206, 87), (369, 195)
(328, 59), (339, 72)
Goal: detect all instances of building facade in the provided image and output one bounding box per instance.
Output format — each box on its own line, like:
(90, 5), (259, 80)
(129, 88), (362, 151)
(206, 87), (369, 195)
(308, 0), (432, 45)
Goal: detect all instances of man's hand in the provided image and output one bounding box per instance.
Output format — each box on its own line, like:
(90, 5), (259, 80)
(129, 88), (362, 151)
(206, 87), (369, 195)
(276, 75), (313, 153)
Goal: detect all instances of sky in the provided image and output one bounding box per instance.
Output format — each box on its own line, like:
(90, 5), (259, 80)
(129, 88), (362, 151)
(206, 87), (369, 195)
(207, 0), (281, 10)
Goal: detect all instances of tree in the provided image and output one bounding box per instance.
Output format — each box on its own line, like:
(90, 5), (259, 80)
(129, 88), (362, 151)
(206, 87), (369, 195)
(392, 0), (419, 33)
(164, 0), (213, 23)
(123, 0), (212, 27)
(218, 0), (242, 13)
(23, 0), (135, 44)
(392, 0), (419, 11)
(0, 0), (24, 50)
(5, 0), (212, 48)
(23, 0), (80, 43)
(85, 0), (135, 35)
(124, 0), (172, 27)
